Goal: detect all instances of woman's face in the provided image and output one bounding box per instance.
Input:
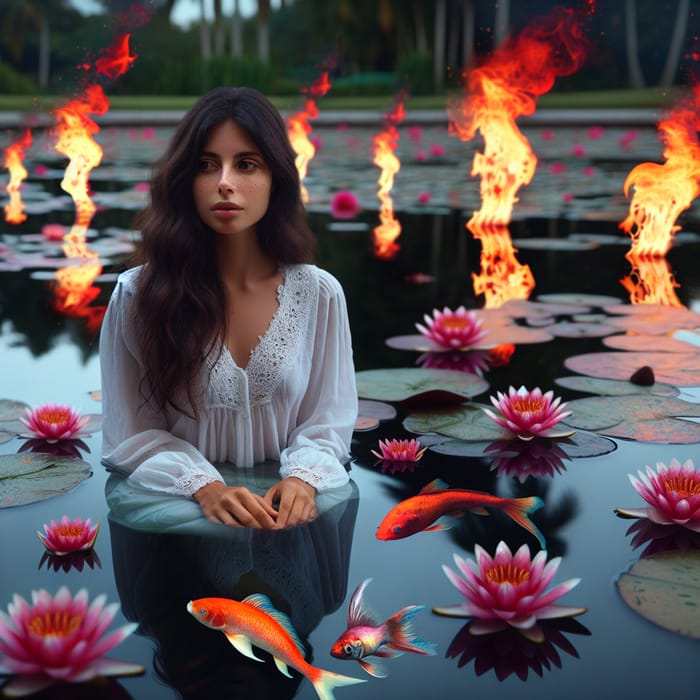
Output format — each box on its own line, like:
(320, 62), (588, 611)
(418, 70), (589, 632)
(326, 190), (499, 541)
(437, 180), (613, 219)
(192, 119), (273, 238)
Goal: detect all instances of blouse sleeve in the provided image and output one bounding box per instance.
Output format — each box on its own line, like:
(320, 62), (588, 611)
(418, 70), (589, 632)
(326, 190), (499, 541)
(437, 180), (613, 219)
(279, 270), (358, 492)
(99, 270), (225, 497)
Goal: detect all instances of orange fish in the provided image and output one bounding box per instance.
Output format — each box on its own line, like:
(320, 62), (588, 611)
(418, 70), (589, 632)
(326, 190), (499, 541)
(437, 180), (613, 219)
(187, 594), (365, 700)
(375, 478), (545, 547)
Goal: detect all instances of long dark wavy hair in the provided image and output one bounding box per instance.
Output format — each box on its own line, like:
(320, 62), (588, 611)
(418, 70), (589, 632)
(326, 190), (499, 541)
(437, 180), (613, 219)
(132, 87), (316, 414)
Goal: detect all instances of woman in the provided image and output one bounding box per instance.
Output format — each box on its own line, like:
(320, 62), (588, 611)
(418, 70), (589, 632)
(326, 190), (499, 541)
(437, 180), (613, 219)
(100, 87), (357, 530)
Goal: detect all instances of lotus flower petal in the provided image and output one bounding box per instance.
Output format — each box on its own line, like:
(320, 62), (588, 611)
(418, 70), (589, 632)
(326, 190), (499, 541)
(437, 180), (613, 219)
(415, 306), (489, 350)
(622, 458), (700, 532)
(0, 586), (142, 693)
(483, 385), (574, 441)
(37, 516), (100, 556)
(435, 542), (585, 639)
(371, 438), (427, 462)
(19, 404), (91, 443)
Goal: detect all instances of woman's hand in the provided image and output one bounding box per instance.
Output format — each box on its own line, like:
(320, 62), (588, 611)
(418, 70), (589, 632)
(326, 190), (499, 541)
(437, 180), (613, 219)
(193, 481), (279, 529)
(264, 477), (317, 528)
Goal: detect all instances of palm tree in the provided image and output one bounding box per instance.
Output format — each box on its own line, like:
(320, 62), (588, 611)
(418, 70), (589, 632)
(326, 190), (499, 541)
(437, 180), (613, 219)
(625, 0), (645, 87)
(257, 0), (271, 62)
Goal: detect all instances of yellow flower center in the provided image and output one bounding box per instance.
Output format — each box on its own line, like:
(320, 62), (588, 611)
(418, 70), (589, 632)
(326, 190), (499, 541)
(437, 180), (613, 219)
(438, 317), (470, 331)
(28, 611), (82, 638)
(56, 524), (86, 537)
(663, 475), (700, 498)
(511, 396), (545, 413)
(37, 407), (72, 425)
(485, 563), (530, 585)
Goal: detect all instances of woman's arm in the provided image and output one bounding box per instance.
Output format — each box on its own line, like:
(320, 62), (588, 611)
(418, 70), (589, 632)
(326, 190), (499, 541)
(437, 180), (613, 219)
(99, 271), (226, 497)
(277, 269), (358, 492)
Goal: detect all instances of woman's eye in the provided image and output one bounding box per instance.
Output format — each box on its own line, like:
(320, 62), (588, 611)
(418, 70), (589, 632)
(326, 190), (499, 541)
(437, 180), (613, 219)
(198, 159), (217, 172)
(237, 159), (257, 171)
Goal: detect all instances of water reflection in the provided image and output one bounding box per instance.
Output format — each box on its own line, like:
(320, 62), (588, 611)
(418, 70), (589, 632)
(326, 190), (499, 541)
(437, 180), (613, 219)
(623, 518), (700, 557)
(107, 467), (358, 699)
(445, 618), (591, 682)
(485, 438), (571, 481)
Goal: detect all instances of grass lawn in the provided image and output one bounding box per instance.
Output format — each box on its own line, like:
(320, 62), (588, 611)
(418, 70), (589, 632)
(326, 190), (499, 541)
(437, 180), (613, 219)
(0, 86), (682, 113)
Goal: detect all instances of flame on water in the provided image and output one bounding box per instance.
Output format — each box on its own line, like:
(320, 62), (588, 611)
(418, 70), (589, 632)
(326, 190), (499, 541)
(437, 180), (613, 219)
(470, 223), (536, 308)
(3, 129), (33, 224)
(50, 33), (135, 330)
(286, 71), (332, 203)
(619, 86), (700, 261)
(619, 255), (684, 308)
(449, 7), (588, 306)
(371, 99), (405, 260)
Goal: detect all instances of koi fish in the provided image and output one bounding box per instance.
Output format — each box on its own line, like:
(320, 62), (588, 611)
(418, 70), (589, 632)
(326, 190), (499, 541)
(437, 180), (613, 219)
(375, 478), (545, 547)
(330, 577), (437, 678)
(187, 594), (365, 700)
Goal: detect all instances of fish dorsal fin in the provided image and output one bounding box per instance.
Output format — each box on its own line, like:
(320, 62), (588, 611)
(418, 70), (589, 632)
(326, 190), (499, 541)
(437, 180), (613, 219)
(418, 478), (450, 495)
(242, 594), (305, 655)
(347, 578), (381, 627)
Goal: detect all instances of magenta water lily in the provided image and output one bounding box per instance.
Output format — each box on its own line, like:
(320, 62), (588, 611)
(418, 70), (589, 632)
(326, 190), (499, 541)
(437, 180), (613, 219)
(37, 516), (101, 556)
(416, 306), (489, 350)
(0, 587), (142, 697)
(433, 542), (585, 643)
(615, 458), (700, 532)
(483, 385), (574, 441)
(371, 438), (427, 462)
(20, 404), (91, 443)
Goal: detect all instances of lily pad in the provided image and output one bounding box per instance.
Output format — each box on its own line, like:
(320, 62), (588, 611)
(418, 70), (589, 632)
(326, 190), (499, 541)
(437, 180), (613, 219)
(428, 430), (616, 459)
(555, 375), (679, 398)
(386, 325), (553, 352)
(603, 334), (700, 353)
(403, 403), (507, 441)
(355, 368), (489, 404)
(563, 394), (700, 443)
(537, 292), (623, 307)
(547, 321), (619, 338)
(616, 550), (700, 639)
(0, 452), (92, 508)
(565, 351), (700, 386)
(357, 399), (397, 421)
(0, 398), (30, 421)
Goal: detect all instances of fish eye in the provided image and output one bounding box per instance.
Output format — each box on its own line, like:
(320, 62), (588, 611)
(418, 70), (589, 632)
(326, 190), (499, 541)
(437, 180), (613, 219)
(199, 609), (207, 616)
(343, 644), (353, 655)
(393, 525), (402, 534)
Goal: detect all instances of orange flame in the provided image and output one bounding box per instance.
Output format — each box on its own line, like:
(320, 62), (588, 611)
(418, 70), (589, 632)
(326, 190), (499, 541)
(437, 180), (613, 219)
(449, 8), (587, 306)
(371, 100), (405, 260)
(286, 71), (332, 203)
(52, 84), (108, 259)
(50, 33), (135, 331)
(619, 86), (700, 260)
(619, 255), (684, 308)
(3, 129), (33, 224)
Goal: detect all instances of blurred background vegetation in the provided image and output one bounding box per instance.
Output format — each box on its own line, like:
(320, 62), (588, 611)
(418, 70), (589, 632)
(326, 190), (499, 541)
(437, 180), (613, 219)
(0, 0), (697, 108)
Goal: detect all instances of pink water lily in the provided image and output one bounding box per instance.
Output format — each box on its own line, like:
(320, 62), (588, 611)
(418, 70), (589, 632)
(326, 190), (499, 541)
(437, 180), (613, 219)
(0, 587), (142, 696)
(416, 306), (488, 350)
(37, 516), (100, 556)
(433, 542), (585, 643)
(330, 190), (361, 219)
(371, 438), (427, 463)
(616, 458), (700, 532)
(20, 404), (90, 443)
(483, 385), (574, 441)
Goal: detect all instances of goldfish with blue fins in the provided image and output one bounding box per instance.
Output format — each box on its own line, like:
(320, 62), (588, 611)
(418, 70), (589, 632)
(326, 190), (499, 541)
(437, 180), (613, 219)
(330, 578), (437, 677)
(375, 478), (546, 547)
(187, 594), (365, 700)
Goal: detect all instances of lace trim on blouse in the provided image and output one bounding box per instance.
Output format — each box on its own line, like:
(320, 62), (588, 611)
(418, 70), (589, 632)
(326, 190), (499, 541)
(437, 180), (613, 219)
(206, 265), (316, 410)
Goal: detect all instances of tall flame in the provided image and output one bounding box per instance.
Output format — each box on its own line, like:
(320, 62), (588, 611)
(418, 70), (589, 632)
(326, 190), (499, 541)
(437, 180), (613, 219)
(286, 71), (332, 203)
(371, 99), (405, 260)
(619, 86), (700, 260)
(619, 256), (684, 308)
(449, 7), (588, 307)
(50, 33), (136, 329)
(3, 129), (33, 224)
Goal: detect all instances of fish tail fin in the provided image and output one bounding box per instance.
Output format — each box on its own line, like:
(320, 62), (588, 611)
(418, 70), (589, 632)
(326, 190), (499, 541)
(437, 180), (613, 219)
(385, 605), (438, 656)
(310, 668), (366, 700)
(502, 496), (546, 548)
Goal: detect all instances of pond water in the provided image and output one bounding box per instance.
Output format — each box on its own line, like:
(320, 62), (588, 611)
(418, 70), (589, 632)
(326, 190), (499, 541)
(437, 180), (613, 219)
(1, 119), (699, 699)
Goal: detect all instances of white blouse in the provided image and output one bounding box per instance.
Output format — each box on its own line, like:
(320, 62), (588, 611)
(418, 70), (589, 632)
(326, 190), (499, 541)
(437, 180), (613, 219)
(99, 263), (358, 497)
